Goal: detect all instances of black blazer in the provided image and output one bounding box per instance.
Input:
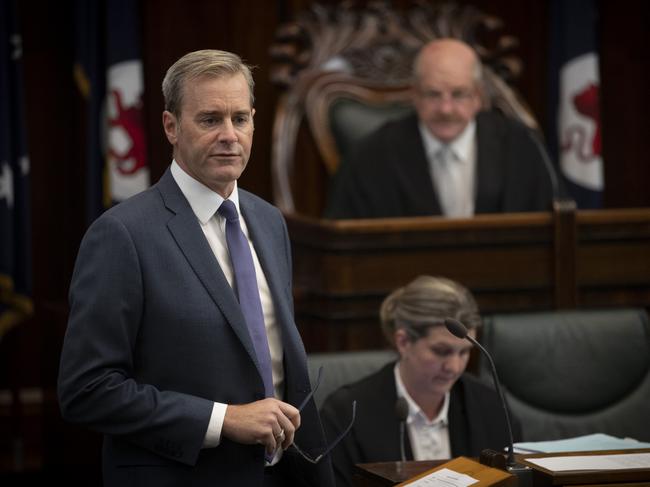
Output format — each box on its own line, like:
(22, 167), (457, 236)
(320, 363), (522, 487)
(324, 111), (558, 219)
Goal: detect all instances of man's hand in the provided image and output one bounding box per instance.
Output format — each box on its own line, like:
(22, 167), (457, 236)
(222, 398), (300, 455)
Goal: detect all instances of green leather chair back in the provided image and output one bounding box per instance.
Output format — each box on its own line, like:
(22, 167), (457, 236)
(307, 350), (397, 409)
(329, 98), (414, 163)
(480, 308), (650, 441)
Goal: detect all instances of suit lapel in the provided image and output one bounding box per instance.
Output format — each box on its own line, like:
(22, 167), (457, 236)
(475, 112), (504, 213)
(240, 192), (311, 400)
(240, 193), (305, 359)
(402, 114), (442, 215)
(156, 170), (261, 371)
(379, 365), (415, 461)
(448, 378), (471, 457)
(239, 194), (289, 325)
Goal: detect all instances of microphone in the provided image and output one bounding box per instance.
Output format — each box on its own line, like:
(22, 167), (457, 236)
(444, 318), (516, 467)
(395, 397), (409, 462)
(525, 126), (562, 203)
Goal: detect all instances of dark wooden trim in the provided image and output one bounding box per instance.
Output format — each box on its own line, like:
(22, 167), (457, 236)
(289, 207), (650, 351)
(553, 199), (578, 308)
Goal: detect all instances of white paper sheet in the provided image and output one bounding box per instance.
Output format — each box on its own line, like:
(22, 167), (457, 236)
(405, 467), (479, 487)
(525, 452), (650, 472)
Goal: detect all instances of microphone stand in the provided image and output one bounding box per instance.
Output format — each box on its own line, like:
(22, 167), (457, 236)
(395, 397), (409, 475)
(445, 319), (532, 487)
(466, 335), (516, 467)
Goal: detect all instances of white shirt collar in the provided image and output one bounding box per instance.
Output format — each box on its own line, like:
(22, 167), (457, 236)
(418, 119), (477, 163)
(170, 160), (241, 224)
(394, 363), (450, 426)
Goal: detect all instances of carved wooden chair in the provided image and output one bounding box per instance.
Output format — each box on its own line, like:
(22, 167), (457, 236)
(270, 1), (540, 217)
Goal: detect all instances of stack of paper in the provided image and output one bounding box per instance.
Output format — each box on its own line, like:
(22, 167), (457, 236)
(513, 433), (650, 454)
(525, 452), (650, 472)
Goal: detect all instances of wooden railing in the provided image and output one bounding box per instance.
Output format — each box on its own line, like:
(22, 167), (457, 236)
(286, 205), (650, 351)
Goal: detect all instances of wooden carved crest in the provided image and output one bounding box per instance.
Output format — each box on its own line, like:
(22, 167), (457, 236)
(270, 1), (524, 88)
(269, 1), (536, 215)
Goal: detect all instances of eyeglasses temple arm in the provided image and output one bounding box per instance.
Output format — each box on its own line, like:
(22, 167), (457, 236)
(298, 365), (324, 412)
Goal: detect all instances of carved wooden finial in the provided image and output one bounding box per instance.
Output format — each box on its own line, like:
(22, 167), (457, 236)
(270, 1), (523, 88)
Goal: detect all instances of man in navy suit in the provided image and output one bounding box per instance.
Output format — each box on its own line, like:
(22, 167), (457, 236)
(58, 49), (334, 487)
(324, 38), (558, 219)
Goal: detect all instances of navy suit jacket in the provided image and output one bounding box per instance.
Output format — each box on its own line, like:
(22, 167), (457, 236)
(58, 168), (334, 486)
(320, 363), (522, 487)
(324, 111), (558, 219)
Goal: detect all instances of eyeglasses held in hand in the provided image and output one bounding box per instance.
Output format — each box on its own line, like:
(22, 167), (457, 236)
(291, 365), (357, 464)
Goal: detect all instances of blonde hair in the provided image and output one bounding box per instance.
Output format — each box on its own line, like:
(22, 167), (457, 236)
(162, 49), (255, 116)
(380, 275), (481, 346)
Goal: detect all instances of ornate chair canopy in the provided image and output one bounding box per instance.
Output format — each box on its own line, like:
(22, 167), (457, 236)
(270, 1), (539, 216)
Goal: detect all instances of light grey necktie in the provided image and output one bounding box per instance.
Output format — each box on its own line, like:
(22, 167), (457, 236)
(436, 146), (464, 217)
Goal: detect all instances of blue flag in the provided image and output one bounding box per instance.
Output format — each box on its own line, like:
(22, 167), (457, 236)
(74, 0), (149, 224)
(548, 0), (603, 208)
(0, 0), (33, 338)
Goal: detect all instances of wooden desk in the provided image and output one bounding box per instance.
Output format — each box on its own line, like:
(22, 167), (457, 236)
(353, 460), (442, 486)
(353, 450), (650, 487)
(287, 206), (650, 351)
(518, 448), (650, 486)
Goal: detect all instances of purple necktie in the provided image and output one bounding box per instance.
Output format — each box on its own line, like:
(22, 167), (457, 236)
(218, 200), (274, 398)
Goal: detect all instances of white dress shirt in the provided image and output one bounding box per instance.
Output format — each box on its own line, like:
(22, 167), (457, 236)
(419, 120), (477, 217)
(170, 161), (284, 454)
(394, 363), (452, 460)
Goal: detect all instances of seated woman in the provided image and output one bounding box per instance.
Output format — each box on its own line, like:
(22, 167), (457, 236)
(320, 275), (521, 487)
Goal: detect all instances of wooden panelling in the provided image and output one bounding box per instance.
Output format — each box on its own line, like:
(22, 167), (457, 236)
(290, 207), (650, 351)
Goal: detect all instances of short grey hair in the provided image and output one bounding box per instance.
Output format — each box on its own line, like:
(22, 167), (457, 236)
(162, 49), (255, 116)
(380, 275), (481, 346)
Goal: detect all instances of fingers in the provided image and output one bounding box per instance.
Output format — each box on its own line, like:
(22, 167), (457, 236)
(263, 423), (285, 455)
(222, 398), (302, 454)
(268, 427), (285, 455)
(275, 401), (300, 450)
(266, 401), (299, 454)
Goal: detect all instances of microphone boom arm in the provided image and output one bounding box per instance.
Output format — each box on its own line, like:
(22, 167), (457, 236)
(465, 334), (516, 467)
